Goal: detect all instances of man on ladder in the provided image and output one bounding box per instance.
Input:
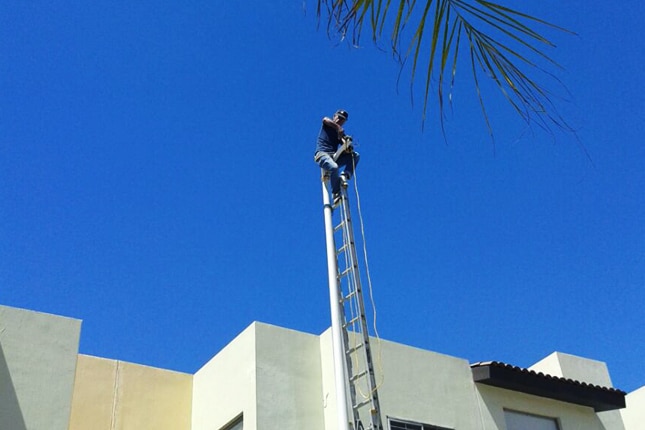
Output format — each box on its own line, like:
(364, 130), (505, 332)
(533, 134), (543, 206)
(314, 109), (360, 203)
(316, 110), (383, 430)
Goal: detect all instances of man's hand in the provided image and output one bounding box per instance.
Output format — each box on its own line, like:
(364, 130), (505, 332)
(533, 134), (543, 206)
(323, 116), (345, 137)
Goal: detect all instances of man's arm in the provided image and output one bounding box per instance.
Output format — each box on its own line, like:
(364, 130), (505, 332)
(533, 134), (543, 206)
(322, 117), (344, 136)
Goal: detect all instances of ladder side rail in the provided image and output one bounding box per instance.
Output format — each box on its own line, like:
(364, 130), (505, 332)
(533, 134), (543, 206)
(336, 188), (363, 429)
(338, 282), (359, 430)
(334, 188), (369, 430)
(336, 221), (360, 429)
(339, 186), (384, 430)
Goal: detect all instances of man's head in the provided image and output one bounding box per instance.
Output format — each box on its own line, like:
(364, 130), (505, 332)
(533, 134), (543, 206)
(334, 109), (349, 123)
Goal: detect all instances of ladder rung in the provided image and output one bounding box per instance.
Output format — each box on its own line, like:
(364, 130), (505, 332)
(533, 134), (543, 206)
(334, 222), (345, 232)
(339, 267), (351, 278)
(344, 316), (360, 328)
(336, 244), (349, 255)
(344, 290), (357, 301)
(350, 370), (368, 382)
(346, 343), (364, 355)
(353, 398), (372, 410)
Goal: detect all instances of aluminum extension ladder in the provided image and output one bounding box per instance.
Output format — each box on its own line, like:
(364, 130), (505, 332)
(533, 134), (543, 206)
(321, 172), (383, 430)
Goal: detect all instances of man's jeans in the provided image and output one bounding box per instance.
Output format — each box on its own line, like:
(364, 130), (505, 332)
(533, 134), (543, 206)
(315, 151), (360, 194)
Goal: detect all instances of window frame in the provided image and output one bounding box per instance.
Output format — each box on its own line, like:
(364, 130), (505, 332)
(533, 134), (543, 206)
(503, 409), (560, 430)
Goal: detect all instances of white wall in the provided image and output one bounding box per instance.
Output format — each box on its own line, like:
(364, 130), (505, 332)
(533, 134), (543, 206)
(621, 386), (645, 430)
(531, 352), (614, 387)
(319, 329), (341, 430)
(192, 322), (326, 430)
(530, 351), (626, 430)
(192, 323), (258, 430)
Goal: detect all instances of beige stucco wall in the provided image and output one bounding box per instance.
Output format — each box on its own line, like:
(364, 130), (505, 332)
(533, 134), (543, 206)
(68, 354), (192, 430)
(68, 355), (118, 429)
(0, 305), (81, 430)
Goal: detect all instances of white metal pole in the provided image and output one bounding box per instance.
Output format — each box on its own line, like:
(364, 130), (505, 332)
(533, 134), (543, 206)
(321, 180), (351, 430)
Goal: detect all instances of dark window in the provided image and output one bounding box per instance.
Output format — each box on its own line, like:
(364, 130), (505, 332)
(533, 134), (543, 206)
(389, 418), (452, 430)
(504, 410), (559, 430)
(221, 414), (243, 430)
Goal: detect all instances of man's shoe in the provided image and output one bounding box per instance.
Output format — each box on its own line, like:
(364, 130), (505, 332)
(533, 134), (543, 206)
(332, 192), (342, 205)
(340, 173), (349, 187)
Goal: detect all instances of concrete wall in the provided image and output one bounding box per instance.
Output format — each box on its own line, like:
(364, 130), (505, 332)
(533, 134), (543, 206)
(192, 323), (258, 430)
(377, 337), (481, 429)
(68, 354), (193, 430)
(0, 305), (81, 430)
(321, 331), (627, 430)
(255, 323), (325, 430)
(320, 330), (482, 430)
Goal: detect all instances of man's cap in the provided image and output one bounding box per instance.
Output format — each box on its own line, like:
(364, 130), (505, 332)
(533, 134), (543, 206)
(335, 110), (349, 120)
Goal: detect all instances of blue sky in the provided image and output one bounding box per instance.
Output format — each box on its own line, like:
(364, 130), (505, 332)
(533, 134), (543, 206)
(2, 0), (643, 394)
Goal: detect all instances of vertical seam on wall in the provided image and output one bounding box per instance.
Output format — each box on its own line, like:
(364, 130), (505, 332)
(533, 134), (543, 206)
(473, 383), (486, 430)
(110, 360), (120, 430)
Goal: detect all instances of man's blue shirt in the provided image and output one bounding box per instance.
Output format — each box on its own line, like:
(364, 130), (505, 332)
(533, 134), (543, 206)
(315, 121), (341, 154)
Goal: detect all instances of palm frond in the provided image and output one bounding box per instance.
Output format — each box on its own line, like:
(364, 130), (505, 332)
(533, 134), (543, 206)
(316, 0), (575, 138)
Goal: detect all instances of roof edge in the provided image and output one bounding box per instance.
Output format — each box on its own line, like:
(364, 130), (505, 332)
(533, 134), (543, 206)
(471, 361), (626, 412)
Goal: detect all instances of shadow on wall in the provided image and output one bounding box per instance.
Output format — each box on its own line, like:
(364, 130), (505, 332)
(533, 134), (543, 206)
(474, 384), (626, 430)
(0, 343), (28, 430)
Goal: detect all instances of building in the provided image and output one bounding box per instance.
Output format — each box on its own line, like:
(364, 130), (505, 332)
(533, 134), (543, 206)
(1, 304), (643, 430)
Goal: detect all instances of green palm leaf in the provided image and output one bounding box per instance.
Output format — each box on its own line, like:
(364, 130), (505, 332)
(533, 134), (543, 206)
(316, 0), (576, 138)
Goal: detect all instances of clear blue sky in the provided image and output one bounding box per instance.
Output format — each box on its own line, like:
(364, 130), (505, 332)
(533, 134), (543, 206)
(2, 1), (643, 393)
